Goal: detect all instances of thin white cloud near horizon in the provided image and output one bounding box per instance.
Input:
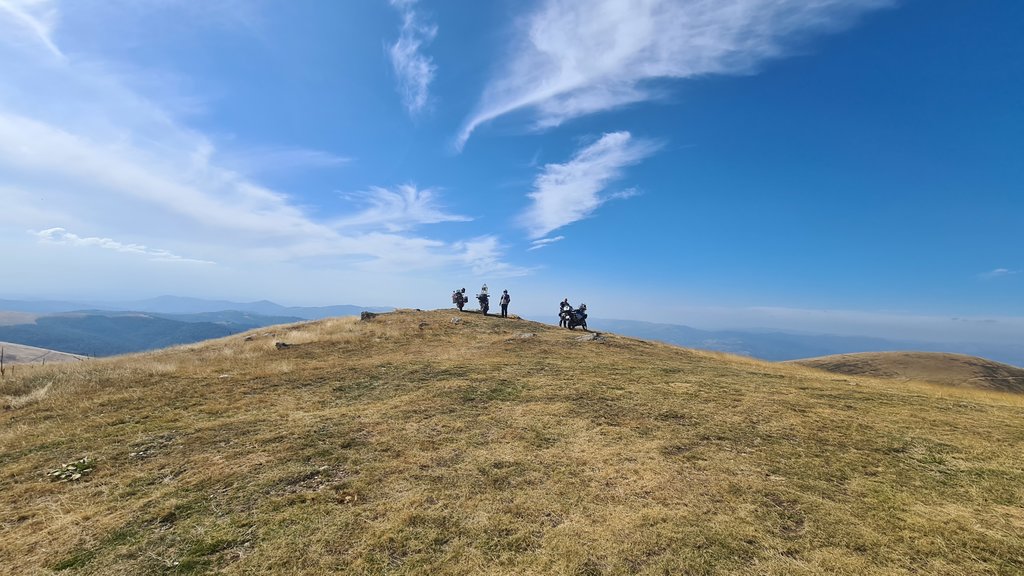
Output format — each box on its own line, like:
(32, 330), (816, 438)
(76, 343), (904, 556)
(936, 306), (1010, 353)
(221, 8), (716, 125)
(457, 0), (892, 148)
(521, 131), (659, 239)
(33, 227), (215, 264)
(388, 0), (437, 116)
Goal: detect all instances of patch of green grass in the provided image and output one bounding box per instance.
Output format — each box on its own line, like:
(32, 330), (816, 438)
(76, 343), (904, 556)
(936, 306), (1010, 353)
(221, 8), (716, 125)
(53, 548), (98, 571)
(455, 378), (523, 404)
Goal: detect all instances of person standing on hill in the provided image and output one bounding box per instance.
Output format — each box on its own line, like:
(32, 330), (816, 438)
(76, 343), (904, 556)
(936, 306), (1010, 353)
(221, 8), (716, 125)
(559, 298), (571, 327)
(499, 290), (511, 318)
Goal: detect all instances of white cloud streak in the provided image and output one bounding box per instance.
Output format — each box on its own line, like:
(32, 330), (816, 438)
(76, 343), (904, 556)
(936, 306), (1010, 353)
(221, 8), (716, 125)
(219, 147), (350, 175)
(0, 110), (518, 275)
(980, 268), (1020, 280)
(454, 236), (532, 277)
(0, 2), (524, 282)
(0, 0), (63, 58)
(388, 0), (436, 116)
(335, 184), (471, 233)
(521, 131), (659, 239)
(34, 227), (215, 264)
(528, 235), (565, 251)
(0, 113), (336, 240)
(458, 0), (891, 148)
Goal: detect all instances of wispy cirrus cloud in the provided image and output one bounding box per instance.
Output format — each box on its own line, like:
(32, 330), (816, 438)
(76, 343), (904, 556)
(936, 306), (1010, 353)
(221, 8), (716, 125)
(0, 0), (63, 58)
(528, 235), (565, 251)
(980, 268), (1020, 280)
(457, 0), (891, 148)
(0, 2), (523, 283)
(34, 227), (215, 264)
(219, 146), (350, 176)
(454, 236), (532, 277)
(521, 131), (659, 239)
(335, 184), (471, 233)
(388, 0), (437, 116)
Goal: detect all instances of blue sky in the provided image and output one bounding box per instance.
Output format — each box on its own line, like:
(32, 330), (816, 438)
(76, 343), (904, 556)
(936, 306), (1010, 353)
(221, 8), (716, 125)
(1, 0), (1021, 344)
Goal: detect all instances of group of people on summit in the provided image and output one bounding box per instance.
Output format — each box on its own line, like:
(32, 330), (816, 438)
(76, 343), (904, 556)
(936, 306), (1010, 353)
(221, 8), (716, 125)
(451, 284), (512, 318)
(451, 285), (587, 329)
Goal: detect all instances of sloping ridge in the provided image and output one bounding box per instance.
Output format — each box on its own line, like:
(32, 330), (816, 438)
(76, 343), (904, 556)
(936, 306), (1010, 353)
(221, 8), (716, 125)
(790, 351), (1024, 394)
(0, 341), (86, 365)
(1, 310), (1022, 575)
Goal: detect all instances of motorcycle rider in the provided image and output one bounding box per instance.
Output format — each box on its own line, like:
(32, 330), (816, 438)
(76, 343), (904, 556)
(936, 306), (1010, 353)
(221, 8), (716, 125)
(559, 298), (571, 328)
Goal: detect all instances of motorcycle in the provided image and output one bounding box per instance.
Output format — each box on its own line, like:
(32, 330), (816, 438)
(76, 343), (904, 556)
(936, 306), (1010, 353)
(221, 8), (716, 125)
(477, 293), (490, 315)
(564, 305), (588, 330)
(452, 290), (467, 311)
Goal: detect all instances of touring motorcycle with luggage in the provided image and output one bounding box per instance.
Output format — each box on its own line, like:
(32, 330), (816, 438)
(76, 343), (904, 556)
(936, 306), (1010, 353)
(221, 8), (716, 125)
(452, 288), (467, 311)
(561, 303), (588, 330)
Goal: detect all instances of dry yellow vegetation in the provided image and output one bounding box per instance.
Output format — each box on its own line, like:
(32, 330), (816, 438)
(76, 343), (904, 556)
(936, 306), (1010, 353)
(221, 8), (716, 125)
(1, 341), (87, 366)
(791, 351), (1024, 394)
(1, 309), (1022, 575)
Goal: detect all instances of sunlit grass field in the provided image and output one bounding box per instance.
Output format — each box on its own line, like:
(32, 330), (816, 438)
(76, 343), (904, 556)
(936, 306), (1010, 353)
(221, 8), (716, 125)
(2, 309), (1022, 575)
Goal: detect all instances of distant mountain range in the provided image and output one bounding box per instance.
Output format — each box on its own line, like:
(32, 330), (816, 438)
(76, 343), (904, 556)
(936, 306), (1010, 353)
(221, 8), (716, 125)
(588, 318), (1024, 368)
(0, 296), (390, 320)
(1, 297), (1019, 367)
(0, 297), (391, 357)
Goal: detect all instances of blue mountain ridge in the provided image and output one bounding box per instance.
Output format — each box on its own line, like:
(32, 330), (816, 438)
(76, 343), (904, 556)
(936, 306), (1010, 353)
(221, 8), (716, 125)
(2, 298), (1019, 366)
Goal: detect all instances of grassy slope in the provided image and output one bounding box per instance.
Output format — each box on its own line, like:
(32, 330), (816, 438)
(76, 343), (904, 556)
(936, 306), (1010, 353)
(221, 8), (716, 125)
(1, 310), (1022, 575)
(791, 352), (1024, 394)
(0, 342), (86, 365)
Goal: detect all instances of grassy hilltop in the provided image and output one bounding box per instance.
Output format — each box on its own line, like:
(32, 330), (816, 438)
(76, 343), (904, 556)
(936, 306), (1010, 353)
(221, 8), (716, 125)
(790, 351), (1024, 394)
(1, 310), (1023, 575)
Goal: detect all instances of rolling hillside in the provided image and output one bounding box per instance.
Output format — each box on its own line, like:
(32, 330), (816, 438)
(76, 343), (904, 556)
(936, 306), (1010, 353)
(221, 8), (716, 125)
(1, 310), (1022, 575)
(0, 341), (86, 365)
(790, 352), (1024, 394)
(0, 311), (305, 357)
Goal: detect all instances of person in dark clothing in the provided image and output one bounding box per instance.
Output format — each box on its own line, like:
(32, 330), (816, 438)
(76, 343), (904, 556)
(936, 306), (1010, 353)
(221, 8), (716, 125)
(559, 298), (571, 328)
(499, 290), (511, 318)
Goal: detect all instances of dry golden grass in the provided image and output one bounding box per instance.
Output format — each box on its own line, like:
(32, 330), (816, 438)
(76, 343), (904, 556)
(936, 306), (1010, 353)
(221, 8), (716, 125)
(1, 310), (1022, 575)
(0, 341), (86, 366)
(790, 351), (1024, 394)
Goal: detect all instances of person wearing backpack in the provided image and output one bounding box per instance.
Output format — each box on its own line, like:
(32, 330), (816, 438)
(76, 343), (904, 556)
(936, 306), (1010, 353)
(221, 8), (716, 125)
(499, 290), (511, 318)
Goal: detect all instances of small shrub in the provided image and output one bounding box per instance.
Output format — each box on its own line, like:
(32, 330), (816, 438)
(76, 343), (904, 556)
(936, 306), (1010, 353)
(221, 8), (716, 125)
(47, 457), (95, 482)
